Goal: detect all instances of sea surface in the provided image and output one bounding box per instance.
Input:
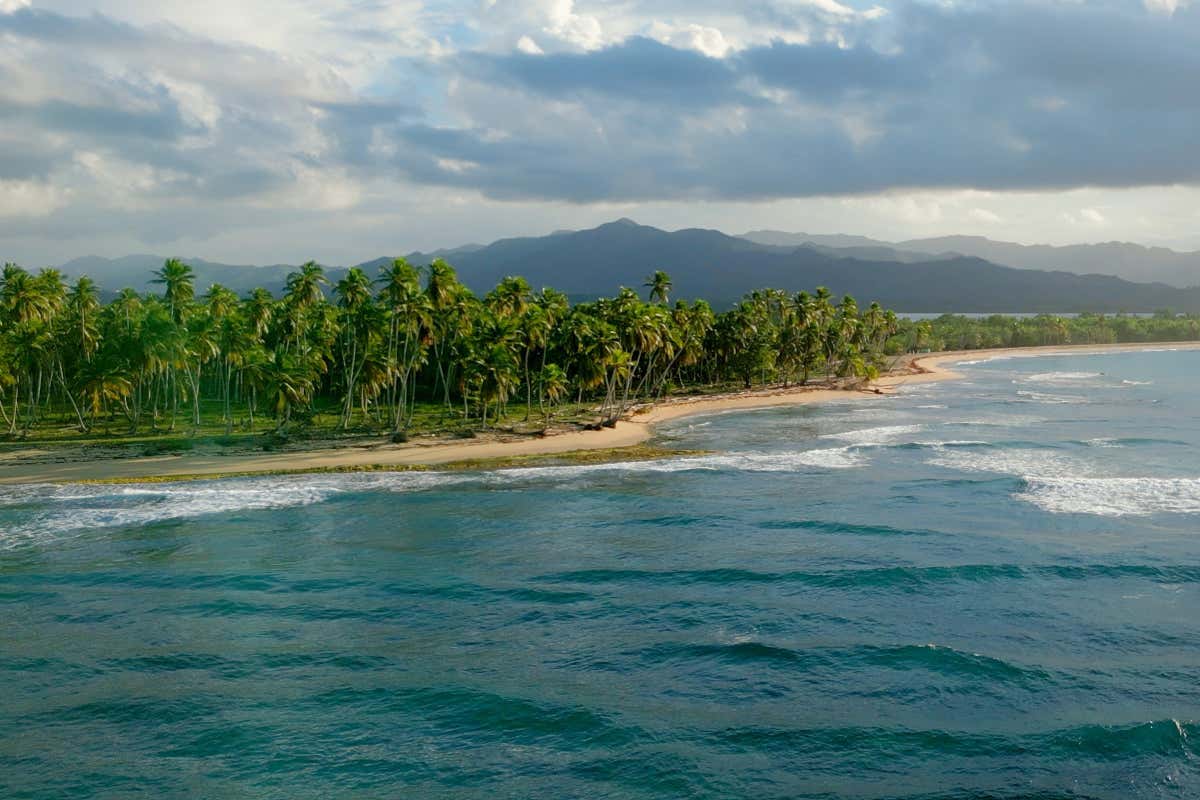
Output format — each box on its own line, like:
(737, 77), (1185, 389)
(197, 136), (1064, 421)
(3, 349), (1199, 799)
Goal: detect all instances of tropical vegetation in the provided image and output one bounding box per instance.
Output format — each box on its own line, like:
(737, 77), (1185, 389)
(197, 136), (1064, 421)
(4, 258), (1197, 445)
(0, 259), (900, 440)
(900, 311), (1200, 352)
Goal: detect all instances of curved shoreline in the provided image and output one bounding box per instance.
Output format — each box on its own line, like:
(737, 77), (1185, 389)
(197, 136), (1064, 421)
(1, 342), (1197, 485)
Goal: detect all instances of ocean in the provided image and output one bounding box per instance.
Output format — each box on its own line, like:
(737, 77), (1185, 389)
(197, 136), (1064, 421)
(2, 349), (1198, 798)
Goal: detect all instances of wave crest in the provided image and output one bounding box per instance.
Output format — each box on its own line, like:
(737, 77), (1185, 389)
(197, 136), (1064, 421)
(1020, 477), (1200, 517)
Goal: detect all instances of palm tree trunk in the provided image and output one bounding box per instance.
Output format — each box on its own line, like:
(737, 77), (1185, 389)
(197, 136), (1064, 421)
(56, 363), (87, 432)
(9, 381), (19, 435)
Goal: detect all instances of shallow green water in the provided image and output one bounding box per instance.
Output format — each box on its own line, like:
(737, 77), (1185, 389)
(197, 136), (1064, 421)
(2, 350), (1199, 798)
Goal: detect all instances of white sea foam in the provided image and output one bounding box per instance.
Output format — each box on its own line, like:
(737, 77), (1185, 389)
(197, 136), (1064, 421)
(1122, 380), (1154, 386)
(821, 425), (924, 445)
(945, 414), (1045, 428)
(0, 472), (475, 546)
(913, 440), (990, 448)
(2, 431), (896, 544)
(1019, 477), (1200, 517)
(1022, 371), (1103, 384)
(1014, 390), (1087, 405)
(497, 447), (868, 480)
(926, 446), (1082, 478)
(1082, 437), (1122, 448)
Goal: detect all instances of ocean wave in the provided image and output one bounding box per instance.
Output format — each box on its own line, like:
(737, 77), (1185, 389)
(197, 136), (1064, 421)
(954, 357), (1008, 366)
(944, 414), (1046, 428)
(1, 444), (881, 542)
(499, 447), (868, 479)
(892, 439), (992, 451)
(1014, 389), (1089, 405)
(642, 640), (1049, 684)
(540, 562), (1200, 589)
(821, 424), (924, 446)
(0, 472), (475, 546)
(1022, 371), (1103, 384)
(1019, 477), (1200, 517)
(539, 564), (1031, 591)
(710, 718), (1198, 760)
(1122, 379), (1154, 386)
(756, 519), (943, 537)
(926, 447), (1081, 478)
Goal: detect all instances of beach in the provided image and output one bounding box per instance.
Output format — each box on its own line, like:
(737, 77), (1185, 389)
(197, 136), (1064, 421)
(1, 342), (1196, 485)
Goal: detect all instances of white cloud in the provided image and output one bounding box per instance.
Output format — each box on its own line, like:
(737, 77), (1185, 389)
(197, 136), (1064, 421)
(516, 35), (544, 54)
(0, 179), (67, 217)
(1061, 207), (1109, 227)
(646, 22), (732, 58)
(969, 208), (1003, 224)
(1144, 0), (1189, 16)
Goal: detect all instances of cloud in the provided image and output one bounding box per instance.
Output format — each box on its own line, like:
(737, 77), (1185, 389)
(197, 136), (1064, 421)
(398, 1), (1200, 202)
(3, 0), (1200, 262)
(1144, 0), (1190, 15)
(969, 208), (1003, 224)
(458, 36), (759, 108)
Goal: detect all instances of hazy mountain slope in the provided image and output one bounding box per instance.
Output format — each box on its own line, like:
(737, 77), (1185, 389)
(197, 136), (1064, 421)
(58, 255), (350, 297)
(53, 220), (1200, 311)
(411, 219), (1200, 312)
(740, 230), (896, 250)
(740, 229), (1200, 287)
(897, 236), (1200, 288)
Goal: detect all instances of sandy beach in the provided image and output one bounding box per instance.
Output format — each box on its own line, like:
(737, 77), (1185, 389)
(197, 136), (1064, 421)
(1, 342), (1196, 485)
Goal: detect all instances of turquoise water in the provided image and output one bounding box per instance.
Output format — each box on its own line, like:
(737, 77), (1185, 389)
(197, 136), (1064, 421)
(3, 349), (1199, 798)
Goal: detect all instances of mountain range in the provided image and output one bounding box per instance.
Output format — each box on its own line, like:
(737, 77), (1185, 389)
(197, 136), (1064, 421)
(740, 231), (1200, 288)
(53, 219), (1200, 313)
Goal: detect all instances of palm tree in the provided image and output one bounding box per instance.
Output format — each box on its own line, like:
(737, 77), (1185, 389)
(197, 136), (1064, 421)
(377, 258), (430, 433)
(533, 288), (568, 416)
(425, 259), (467, 410)
(282, 261), (328, 355)
(266, 352), (317, 432)
(153, 259), (195, 324)
(334, 267), (375, 428)
(644, 270), (673, 304)
(67, 276), (100, 362)
(538, 363), (568, 423)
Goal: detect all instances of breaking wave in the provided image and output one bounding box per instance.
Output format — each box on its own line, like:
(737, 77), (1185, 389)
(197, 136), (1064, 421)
(1020, 477), (1200, 517)
(820, 425), (924, 445)
(1022, 371), (1103, 384)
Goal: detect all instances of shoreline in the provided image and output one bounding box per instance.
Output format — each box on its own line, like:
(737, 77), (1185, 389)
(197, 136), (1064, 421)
(2, 341), (1197, 485)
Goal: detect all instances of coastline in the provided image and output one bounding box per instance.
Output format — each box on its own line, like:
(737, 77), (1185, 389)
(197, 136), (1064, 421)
(1, 341), (1196, 485)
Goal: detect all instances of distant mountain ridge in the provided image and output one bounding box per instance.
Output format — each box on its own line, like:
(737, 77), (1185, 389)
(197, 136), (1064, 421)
(740, 230), (1200, 288)
(53, 219), (1200, 312)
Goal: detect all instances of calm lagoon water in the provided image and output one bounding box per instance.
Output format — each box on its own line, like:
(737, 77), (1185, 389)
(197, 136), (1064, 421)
(3, 349), (1199, 798)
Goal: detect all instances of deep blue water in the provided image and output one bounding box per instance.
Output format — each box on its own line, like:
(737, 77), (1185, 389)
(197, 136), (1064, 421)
(3, 349), (1199, 799)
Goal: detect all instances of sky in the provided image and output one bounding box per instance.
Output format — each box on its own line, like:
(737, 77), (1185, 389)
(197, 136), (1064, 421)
(2, 0), (1200, 266)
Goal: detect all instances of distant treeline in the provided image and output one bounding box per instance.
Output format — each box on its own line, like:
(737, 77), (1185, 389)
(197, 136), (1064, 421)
(0, 260), (900, 436)
(905, 312), (1200, 352)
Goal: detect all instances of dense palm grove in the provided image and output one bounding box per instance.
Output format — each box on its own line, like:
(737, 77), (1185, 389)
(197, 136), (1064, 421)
(0, 260), (900, 438)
